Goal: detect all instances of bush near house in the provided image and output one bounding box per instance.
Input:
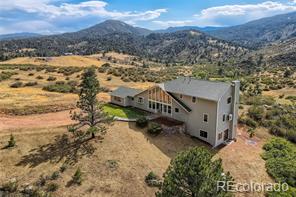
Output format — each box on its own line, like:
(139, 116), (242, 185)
(136, 117), (148, 128)
(147, 122), (162, 135)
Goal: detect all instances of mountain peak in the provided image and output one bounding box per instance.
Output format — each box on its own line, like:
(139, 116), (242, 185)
(78, 20), (152, 36)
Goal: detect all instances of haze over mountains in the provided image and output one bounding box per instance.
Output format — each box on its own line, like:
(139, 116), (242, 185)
(0, 32), (42, 41)
(0, 11), (296, 66)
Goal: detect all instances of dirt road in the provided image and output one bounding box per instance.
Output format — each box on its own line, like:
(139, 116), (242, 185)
(0, 110), (73, 131)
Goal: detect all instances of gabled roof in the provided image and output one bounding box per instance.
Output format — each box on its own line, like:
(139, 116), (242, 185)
(158, 77), (232, 102)
(110, 86), (143, 98)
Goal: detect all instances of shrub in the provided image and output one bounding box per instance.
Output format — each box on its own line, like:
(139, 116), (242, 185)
(51, 171), (60, 180)
(36, 175), (47, 187)
(47, 76), (57, 81)
(0, 71), (16, 82)
(262, 138), (296, 187)
(60, 163), (68, 173)
(145, 171), (162, 188)
(248, 106), (265, 121)
(24, 81), (38, 86)
(67, 80), (78, 87)
(43, 84), (74, 93)
(36, 75), (44, 80)
(7, 134), (16, 148)
(10, 82), (23, 88)
(72, 168), (82, 185)
(106, 76), (112, 81)
(136, 117), (148, 128)
(247, 128), (255, 138)
(1, 179), (18, 193)
(55, 81), (65, 85)
(46, 183), (59, 192)
(245, 118), (257, 128)
(147, 122), (162, 135)
(28, 73), (34, 76)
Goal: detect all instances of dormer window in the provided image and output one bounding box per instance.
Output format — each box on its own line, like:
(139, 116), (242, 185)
(180, 94), (183, 99)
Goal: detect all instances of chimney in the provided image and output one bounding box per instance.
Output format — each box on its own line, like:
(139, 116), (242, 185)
(230, 80), (240, 140)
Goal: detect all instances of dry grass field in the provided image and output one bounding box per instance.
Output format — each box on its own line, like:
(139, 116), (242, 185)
(0, 56), (105, 67)
(0, 56), (294, 197)
(0, 66), (153, 115)
(0, 118), (272, 197)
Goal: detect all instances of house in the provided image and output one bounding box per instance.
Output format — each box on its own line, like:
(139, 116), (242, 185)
(110, 77), (240, 147)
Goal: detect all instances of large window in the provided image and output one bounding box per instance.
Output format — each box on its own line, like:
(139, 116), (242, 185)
(148, 87), (172, 104)
(168, 106), (171, 114)
(200, 130), (208, 138)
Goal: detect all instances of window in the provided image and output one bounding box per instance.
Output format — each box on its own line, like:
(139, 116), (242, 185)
(192, 97), (196, 103)
(131, 97), (134, 101)
(149, 101), (152, 109)
(200, 130), (208, 138)
(223, 114), (226, 122)
(156, 103), (160, 110)
(152, 102), (156, 109)
(168, 106), (171, 114)
(175, 108), (179, 113)
(164, 105), (167, 113)
(218, 133), (223, 140)
(138, 97), (144, 104)
(180, 94), (183, 99)
(203, 114), (208, 122)
(227, 97), (232, 104)
(114, 96), (121, 102)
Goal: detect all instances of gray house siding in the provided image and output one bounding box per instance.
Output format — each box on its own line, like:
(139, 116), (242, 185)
(131, 90), (155, 113)
(109, 79), (239, 147)
(216, 87), (232, 146)
(170, 93), (217, 146)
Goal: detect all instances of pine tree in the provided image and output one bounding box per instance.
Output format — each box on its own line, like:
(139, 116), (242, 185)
(157, 147), (233, 197)
(70, 66), (113, 138)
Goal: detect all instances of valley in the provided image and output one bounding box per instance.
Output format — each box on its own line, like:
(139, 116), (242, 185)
(0, 9), (296, 197)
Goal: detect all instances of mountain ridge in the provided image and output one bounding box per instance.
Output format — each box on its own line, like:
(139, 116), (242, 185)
(209, 11), (296, 48)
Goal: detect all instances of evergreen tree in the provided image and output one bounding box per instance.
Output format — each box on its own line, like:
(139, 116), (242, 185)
(157, 147), (233, 197)
(70, 66), (113, 138)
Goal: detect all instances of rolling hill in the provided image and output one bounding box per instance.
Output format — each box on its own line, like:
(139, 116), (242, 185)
(0, 21), (247, 64)
(209, 11), (296, 49)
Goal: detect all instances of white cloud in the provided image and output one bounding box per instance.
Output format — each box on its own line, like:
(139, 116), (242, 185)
(153, 1), (296, 28)
(0, 0), (166, 22)
(194, 1), (296, 26)
(152, 20), (193, 28)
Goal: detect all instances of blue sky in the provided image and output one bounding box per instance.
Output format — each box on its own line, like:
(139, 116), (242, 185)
(0, 0), (296, 34)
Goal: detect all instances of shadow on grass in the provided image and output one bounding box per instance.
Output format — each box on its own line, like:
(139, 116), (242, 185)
(16, 134), (96, 168)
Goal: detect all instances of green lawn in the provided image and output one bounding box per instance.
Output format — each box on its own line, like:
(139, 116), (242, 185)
(103, 103), (146, 119)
